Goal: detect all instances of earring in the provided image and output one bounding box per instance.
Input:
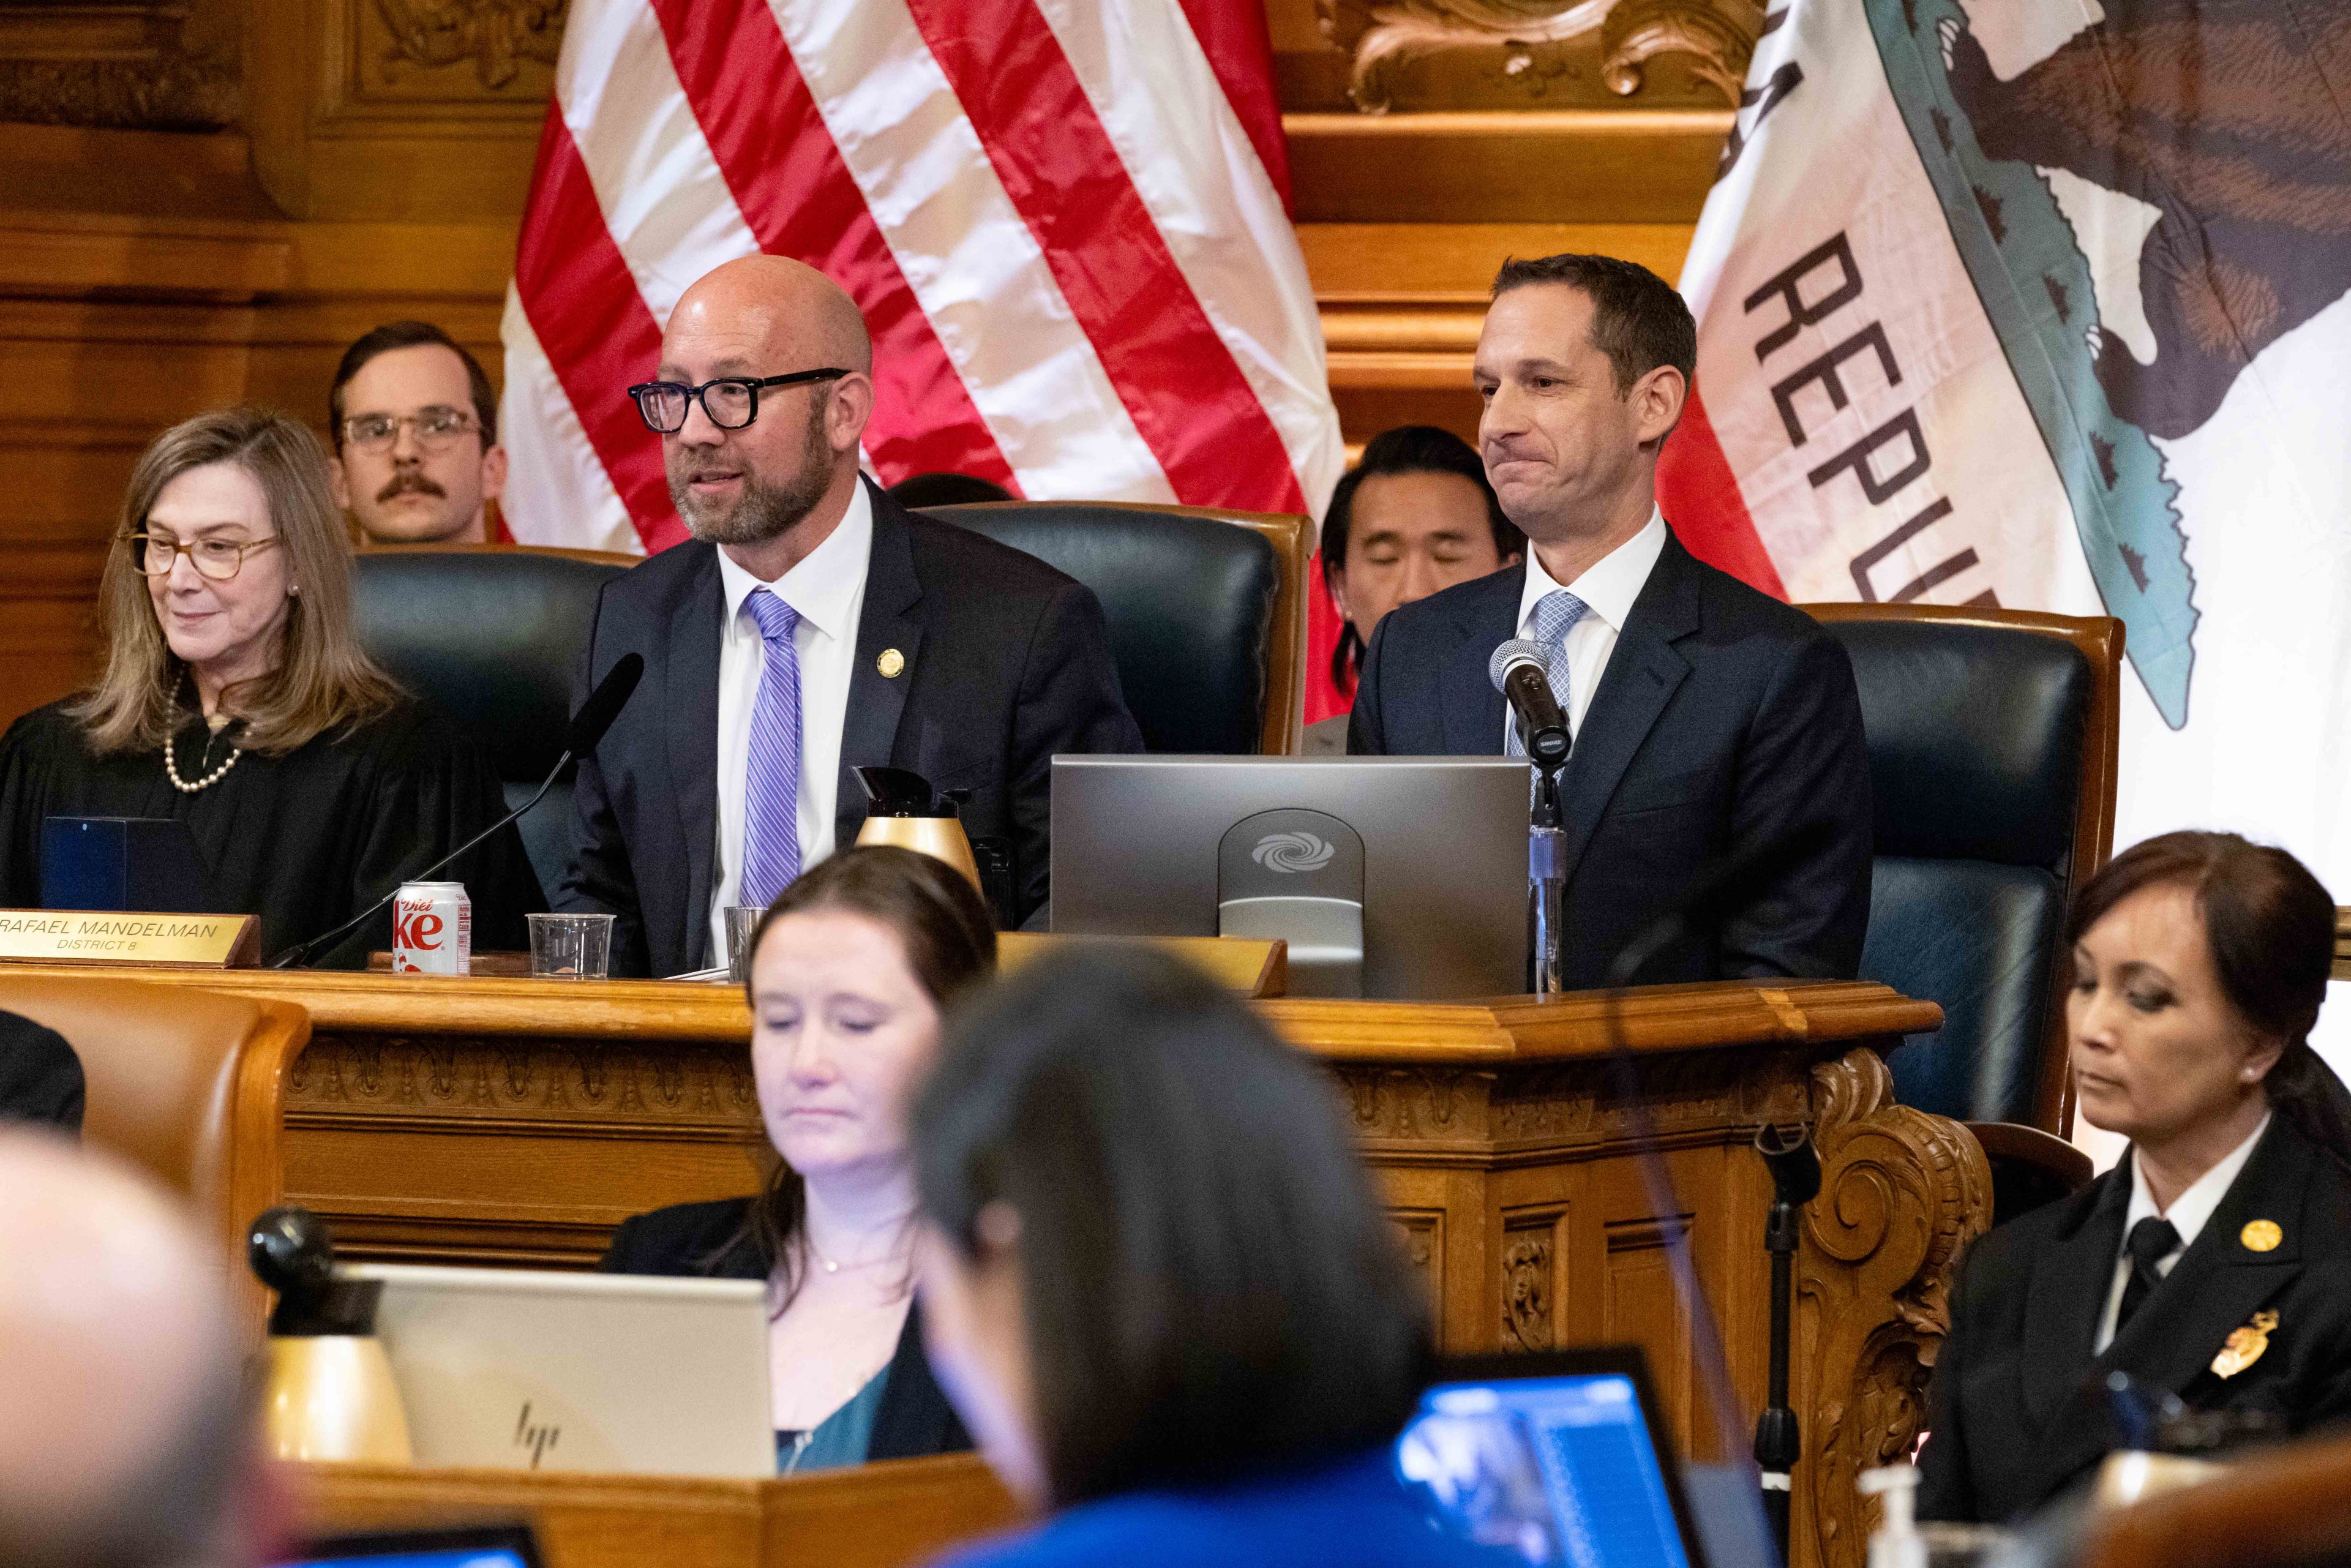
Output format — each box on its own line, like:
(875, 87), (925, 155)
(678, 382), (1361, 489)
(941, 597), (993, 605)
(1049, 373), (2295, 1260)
(288, 585), (301, 597)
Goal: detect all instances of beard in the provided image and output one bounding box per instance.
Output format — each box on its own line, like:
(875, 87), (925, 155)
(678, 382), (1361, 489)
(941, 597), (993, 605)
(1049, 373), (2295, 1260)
(669, 394), (833, 545)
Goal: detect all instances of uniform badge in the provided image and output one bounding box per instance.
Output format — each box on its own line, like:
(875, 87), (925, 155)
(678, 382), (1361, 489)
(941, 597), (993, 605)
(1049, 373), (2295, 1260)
(2211, 1310), (2279, 1379)
(2241, 1219), (2284, 1253)
(877, 648), (905, 678)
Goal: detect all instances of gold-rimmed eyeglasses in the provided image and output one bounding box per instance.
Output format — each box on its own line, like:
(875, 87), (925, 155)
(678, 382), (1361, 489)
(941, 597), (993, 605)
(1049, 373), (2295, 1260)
(128, 533), (282, 582)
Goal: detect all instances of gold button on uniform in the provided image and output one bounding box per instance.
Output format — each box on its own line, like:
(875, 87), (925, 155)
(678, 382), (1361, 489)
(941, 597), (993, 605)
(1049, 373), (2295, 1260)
(2241, 1219), (2283, 1253)
(877, 648), (905, 678)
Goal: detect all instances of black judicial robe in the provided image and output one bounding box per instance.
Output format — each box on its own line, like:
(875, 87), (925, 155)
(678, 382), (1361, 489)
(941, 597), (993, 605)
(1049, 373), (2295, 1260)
(0, 698), (541, 969)
(1919, 1116), (2351, 1523)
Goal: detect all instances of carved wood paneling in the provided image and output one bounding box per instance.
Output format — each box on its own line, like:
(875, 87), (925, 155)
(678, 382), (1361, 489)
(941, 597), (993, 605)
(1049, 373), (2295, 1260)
(1391, 1209), (1444, 1305)
(0, 1), (238, 130)
(1794, 1048), (1993, 1568)
(1306, 0), (1758, 114)
(1499, 1208), (1564, 1351)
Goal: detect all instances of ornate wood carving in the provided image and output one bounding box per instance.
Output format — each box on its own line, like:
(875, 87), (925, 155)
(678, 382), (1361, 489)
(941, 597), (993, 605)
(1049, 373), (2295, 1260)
(1796, 1048), (1992, 1568)
(1312, 0), (1760, 114)
(1500, 1216), (1558, 1350)
(367, 0), (564, 91)
(286, 1032), (762, 1133)
(0, 2), (236, 130)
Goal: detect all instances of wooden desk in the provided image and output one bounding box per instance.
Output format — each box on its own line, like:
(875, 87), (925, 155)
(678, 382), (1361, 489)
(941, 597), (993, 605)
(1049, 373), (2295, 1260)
(17, 964), (1980, 1568)
(299, 1453), (1021, 1568)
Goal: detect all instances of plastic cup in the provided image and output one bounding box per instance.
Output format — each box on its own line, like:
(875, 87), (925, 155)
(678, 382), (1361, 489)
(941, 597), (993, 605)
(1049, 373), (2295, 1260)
(528, 913), (615, 980)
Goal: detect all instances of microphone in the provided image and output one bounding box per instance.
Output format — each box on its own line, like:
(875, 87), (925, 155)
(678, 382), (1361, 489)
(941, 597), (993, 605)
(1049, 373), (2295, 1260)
(1488, 640), (1572, 770)
(265, 653), (646, 970)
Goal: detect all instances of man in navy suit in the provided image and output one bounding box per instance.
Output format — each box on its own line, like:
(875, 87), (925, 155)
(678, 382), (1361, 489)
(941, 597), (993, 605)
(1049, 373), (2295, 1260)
(557, 257), (1141, 976)
(1349, 254), (1872, 988)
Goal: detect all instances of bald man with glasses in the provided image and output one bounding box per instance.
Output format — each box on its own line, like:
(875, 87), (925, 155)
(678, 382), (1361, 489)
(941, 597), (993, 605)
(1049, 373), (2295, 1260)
(555, 257), (1141, 975)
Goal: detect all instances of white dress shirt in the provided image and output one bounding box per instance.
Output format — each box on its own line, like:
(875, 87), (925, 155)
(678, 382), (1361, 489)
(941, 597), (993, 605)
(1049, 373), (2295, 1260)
(1503, 506), (1668, 748)
(2093, 1111), (2272, 1353)
(709, 483), (872, 961)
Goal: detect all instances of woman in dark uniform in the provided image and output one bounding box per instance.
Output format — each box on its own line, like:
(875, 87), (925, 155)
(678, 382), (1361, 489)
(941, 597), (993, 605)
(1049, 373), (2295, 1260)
(600, 847), (983, 1472)
(1920, 830), (2351, 1523)
(0, 405), (538, 966)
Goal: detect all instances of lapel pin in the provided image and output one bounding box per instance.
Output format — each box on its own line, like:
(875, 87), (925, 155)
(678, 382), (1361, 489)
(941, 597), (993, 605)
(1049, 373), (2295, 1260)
(2241, 1219), (2284, 1253)
(877, 648), (905, 679)
(2211, 1309), (2279, 1379)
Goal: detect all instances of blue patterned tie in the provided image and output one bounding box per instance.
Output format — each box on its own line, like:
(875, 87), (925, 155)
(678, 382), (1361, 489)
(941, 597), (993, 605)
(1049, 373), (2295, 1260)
(739, 588), (803, 909)
(1507, 589), (1590, 757)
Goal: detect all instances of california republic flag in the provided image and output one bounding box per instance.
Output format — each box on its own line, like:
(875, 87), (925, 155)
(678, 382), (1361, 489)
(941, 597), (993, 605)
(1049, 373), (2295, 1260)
(1659, 0), (2351, 1029)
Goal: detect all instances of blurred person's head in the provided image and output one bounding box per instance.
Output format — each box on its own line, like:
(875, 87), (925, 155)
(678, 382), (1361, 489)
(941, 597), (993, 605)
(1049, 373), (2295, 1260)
(328, 321), (506, 546)
(0, 1129), (262, 1568)
(72, 405), (402, 756)
(1321, 426), (1524, 690)
(2067, 830), (2351, 1168)
(642, 257), (876, 577)
(739, 846), (997, 1299)
(912, 945), (1431, 1509)
(1475, 254), (1694, 559)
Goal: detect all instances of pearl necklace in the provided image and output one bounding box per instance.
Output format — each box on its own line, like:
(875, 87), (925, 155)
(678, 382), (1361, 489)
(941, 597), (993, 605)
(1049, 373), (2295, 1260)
(163, 732), (243, 794)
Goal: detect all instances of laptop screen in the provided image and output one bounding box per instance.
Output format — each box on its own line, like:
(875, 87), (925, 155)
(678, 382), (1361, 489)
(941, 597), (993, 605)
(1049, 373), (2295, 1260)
(277, 1525), (539, 1568)
(1399, 1367), (1697, 1568)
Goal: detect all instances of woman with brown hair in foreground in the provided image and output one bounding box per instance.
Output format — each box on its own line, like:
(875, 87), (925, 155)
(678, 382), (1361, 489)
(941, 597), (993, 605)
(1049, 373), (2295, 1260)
(602, 846), (988, 1472)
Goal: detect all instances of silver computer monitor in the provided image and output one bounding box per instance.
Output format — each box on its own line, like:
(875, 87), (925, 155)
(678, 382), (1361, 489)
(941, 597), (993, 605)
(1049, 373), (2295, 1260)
(351, 1263), (773, 1477)
(1049, 755), (1531, 1000)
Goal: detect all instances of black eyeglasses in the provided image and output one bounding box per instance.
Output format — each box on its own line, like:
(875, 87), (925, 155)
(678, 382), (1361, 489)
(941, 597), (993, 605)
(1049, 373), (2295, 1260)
(626, 369), (850, 433)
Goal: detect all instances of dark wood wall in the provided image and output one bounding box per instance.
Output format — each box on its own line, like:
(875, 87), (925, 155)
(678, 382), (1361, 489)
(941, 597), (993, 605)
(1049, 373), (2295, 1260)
(0, 0), (1747, 721)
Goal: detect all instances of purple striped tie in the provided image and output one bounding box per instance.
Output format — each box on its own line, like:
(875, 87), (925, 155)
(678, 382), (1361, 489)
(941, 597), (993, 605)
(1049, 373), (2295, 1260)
(739, 587), (803, 909)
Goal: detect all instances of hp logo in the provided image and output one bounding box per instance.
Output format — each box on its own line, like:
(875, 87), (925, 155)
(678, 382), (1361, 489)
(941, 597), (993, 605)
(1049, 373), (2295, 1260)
(1251, 831), (1335, 874)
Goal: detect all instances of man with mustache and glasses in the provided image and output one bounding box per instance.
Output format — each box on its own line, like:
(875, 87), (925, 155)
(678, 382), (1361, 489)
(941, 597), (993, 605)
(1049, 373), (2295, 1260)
(553, 256), (1141, 977)
(328, 320), (509, 545)
(1347, 254), (1874, 988)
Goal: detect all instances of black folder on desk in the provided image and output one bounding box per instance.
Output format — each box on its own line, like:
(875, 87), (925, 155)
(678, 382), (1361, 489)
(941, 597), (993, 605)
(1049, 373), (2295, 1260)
(40, 816), (218, 913)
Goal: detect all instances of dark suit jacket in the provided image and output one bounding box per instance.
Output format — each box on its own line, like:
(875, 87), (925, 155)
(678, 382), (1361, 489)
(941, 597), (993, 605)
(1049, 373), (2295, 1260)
(1347, 529), (1873, 986)
(1920, 1117), (2351, 1523)
(601, 1196), (971, 1465)
(0, 1009), (81, 1131)
(557, 481), (1142, 975)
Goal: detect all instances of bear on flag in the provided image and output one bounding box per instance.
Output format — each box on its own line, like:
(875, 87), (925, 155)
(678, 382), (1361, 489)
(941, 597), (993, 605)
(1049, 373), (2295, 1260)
(1659, 0), (2351, 948)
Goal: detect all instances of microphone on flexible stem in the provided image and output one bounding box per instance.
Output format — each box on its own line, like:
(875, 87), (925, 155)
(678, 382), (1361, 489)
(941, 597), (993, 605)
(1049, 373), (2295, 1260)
(1487, 639), (1572, 775)
(265, 653), (646, 970)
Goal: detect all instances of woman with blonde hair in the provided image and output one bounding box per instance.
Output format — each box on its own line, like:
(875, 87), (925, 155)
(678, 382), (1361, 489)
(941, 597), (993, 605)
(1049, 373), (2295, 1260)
(0, 405), (538, 966)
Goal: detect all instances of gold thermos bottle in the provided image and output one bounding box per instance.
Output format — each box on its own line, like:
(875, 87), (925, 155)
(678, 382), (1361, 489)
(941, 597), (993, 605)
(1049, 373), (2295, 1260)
(852, 766), (983, 895)
(248, 1206), (413, 1463)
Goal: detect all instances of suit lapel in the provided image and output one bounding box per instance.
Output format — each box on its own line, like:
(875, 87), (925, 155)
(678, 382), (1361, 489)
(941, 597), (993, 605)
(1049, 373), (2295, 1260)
(2019, 1168), (2131, 1433)
(1553, 535), (1698, 883)
(1437, 568), (1520, 754)
(666, 547), (724, 970)
(2026, 1124), (2309, 1502)
(834, 484), (924, 852)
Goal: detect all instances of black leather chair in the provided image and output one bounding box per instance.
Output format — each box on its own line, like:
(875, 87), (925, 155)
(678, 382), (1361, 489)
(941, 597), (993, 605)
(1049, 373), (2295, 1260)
(352, 546), (633, 893)
(922, 500), (1310, 754)
(1805, 604), (2120, 1138)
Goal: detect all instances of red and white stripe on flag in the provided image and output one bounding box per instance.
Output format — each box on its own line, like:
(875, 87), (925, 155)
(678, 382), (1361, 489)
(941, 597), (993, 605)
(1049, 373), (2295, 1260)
(501, 0), (1352, 722)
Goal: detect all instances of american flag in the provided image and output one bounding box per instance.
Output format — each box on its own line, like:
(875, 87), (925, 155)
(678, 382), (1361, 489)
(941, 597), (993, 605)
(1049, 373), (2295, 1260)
(500, 0), (1349, 718)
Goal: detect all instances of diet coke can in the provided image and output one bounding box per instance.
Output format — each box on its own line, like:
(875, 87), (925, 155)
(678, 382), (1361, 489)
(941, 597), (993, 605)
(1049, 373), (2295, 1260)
(392, 882), (471, 975)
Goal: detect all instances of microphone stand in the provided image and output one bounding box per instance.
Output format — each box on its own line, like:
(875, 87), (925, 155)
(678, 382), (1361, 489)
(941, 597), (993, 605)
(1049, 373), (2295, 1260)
(1753, 1122), (1820, 1562)
(264, 751), (572, 970)
(1527, 752), (1570, 994)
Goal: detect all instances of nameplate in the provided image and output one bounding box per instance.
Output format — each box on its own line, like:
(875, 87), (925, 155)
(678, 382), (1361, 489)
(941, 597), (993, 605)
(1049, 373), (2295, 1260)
(0, 910), (260, 968)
